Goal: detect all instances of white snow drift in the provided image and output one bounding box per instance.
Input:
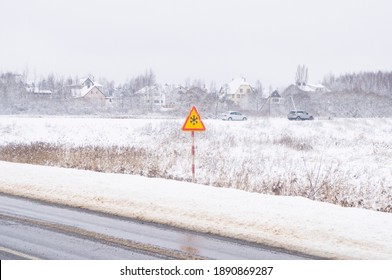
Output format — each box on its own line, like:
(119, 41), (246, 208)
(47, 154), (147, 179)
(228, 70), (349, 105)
(0, 160), (391, 259)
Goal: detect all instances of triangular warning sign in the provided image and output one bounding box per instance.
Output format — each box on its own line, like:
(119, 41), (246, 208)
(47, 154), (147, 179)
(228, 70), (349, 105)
(182, 106), (206, 131)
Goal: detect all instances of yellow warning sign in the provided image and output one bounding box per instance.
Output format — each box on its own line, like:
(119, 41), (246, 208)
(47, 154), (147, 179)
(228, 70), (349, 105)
(182, 106), (206, 131)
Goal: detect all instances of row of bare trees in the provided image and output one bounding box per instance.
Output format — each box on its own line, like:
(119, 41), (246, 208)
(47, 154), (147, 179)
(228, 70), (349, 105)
(323, 71), (392, 95)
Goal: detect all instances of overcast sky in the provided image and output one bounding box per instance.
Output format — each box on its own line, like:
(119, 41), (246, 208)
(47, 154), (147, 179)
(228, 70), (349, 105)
(1, 0), (391, 88)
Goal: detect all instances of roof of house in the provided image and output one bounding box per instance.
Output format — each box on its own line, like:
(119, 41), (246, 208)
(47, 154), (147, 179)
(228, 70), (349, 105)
(297, 83), (330, 92)
(26, 87), (53, 94)
(220, 78), (253, 96)
(281, 83), (331, 97)
(186, 86), (207, 94)
(69, 77), (104, 97)
(135, 84), (187, 96)
(80, 84), (105, 97)
(270, 90), (281, 98)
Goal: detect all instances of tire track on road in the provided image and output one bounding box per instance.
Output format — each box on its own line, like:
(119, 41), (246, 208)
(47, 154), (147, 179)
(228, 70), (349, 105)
(0, 213), (208, 260)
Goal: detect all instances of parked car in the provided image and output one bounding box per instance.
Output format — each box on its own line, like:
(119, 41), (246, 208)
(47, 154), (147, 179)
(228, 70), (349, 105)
(287, 110), (314, 120)
(221, 111), (247, 121)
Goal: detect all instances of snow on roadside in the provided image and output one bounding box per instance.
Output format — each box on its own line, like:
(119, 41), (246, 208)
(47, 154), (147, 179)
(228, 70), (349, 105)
(0, 160), (391, 259)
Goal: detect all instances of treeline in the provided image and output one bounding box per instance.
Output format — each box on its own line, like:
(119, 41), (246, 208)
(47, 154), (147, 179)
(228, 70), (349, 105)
(0, 70), (265, 116)
(323, 71), (392, 95)
(0, 70), (158, 115)
(3, 68), (392, 117)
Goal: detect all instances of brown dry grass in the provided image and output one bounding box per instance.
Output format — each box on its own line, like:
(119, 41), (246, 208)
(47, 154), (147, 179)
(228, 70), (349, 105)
(1, 139), (391, 213)
(0, 142), (163, 177)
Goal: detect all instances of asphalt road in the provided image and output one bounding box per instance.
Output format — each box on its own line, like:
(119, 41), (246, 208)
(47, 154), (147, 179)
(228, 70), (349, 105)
(0, 194), (312, 260)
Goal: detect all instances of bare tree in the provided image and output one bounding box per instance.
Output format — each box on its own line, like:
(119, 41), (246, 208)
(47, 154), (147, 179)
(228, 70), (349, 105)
(253, 80), (264, 112)
(295, 65), (308, 86)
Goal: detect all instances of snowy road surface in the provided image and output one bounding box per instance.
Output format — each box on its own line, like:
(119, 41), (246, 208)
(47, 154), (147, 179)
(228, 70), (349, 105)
(0, 194), (307, 260)
(0, 161), (392, 259)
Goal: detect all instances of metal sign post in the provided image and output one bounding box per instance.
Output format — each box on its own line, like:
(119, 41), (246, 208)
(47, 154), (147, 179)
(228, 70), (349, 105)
(191, 131), (195, 183)
(182, 106), (206, 183)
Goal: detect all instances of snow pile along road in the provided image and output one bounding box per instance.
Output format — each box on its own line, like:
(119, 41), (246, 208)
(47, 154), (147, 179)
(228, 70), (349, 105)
(0, 161), (391, 259)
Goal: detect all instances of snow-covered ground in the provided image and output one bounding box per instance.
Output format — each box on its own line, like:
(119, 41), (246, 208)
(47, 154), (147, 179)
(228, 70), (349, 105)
(0, 160), (391, 259)
(0, 116), (392, 259)
(0, 116), (391, 212)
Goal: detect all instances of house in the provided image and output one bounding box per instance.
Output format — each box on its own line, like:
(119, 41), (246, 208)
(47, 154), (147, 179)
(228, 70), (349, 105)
(270, 90), (282, 104)
(296, 83), (330, 93)
(164, 85), (187, 110)
(294, 81), (330, 94)
(135, 84), (186, 111)
(135, 84), (162, 109)
(304, 83), (330, 93)
(219, 77), (254, 104)
(68, 77), (106, 104)
(26, 84), (53, 96)
(180, 86), (208, 105)
(281, 82), (330, 98)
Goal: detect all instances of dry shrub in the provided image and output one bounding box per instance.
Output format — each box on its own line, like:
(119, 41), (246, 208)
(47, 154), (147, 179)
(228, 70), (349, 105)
(273, 134), (313, 151)
(0, 142), (167, 178)
(1, 140), (392, 213)
(0, 142), (61, 164)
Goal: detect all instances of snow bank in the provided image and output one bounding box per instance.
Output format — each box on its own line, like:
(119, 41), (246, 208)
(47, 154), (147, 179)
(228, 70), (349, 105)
(1, 161), (391, 259)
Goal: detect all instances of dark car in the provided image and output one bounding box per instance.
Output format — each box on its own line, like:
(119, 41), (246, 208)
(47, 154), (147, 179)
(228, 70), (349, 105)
(288, 110), (314, 120)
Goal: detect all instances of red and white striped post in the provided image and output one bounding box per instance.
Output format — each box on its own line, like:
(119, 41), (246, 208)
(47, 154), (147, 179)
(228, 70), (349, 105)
(191, 131), (195, 183)
(182, 106), (206, 183)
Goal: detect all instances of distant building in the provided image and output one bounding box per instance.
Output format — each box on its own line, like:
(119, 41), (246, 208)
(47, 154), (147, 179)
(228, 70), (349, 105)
(282, 83), (330, 97)
(25, 81), (53, 97)
(219, 77), (254, 104)
(26, 84), (53, 96)
(68, 77), (106, 104)
(297, 83), (330, 93)
(270, 90), (282, 104)
(135, 84), (186, 111)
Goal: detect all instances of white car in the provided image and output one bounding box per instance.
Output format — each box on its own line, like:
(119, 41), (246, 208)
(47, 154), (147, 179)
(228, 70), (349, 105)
(221, 111), (247, 121)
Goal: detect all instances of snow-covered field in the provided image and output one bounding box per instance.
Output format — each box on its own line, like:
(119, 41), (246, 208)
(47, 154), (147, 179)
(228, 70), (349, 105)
(0, 116), (391, 212)
(1, 116), (392, 259)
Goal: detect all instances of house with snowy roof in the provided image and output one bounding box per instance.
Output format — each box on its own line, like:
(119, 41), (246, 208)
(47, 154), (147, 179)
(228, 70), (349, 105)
(219, 77), (254, 104)
(135, 84), (186, 111)
(297, 83), (330, 93)
(286, 65), (330, 95)
(281, 83), (330, 98)
(26, 84), (53, 96)
(68, 77), (106, 104)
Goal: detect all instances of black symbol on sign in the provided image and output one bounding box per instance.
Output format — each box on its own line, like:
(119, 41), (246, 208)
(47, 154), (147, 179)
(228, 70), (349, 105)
(190, 115), (198, 125)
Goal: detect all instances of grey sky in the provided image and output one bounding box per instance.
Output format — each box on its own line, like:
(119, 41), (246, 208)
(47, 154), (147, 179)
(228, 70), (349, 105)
(1, 0), (391, 88)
